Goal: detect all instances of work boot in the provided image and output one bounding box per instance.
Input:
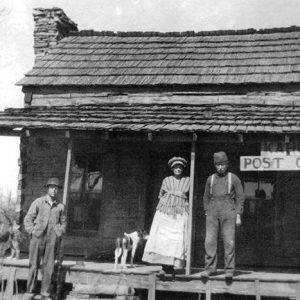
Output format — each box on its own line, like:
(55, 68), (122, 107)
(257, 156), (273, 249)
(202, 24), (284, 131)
(200, 269), (217, 278)
(225, 270), (234, 279)
(162, 265), (174, 274)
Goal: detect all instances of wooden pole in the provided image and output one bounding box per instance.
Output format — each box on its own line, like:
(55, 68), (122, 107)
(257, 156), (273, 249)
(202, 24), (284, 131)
(186, 136), (196, 275)
(296, 281), (300, 300)
(62, 137), (73, 207)
(55, 136), (73, 300)
(147, 273), (156, 300)
(255, 279), (261, 300)
(205, 280), (211, 300)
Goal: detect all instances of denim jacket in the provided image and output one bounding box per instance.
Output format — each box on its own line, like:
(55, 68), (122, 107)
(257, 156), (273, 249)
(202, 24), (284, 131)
(24, 195), (66, 238)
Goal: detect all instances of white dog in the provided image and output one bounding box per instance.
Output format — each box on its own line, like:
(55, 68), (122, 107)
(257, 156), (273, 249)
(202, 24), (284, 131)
(114, 230), (148, 268)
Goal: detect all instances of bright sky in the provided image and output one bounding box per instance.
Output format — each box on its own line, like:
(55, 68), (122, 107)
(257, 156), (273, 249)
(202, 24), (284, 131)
(0, 0), (299, 198)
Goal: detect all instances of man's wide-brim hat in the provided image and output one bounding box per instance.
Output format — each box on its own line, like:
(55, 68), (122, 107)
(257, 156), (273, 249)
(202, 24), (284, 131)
(45, 177), (62, 188)
(168, 157), (187, 169)
(213, 151), (228, 164)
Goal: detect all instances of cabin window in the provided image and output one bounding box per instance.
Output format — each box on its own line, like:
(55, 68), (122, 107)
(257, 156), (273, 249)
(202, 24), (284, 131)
(68, 154), (103, 231)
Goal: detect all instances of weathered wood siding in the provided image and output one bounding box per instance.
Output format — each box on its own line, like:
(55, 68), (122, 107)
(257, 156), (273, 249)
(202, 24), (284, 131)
(27, 87), (300, 107)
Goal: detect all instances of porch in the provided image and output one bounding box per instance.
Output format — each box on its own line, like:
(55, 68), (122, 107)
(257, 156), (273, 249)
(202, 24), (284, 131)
(1, 258), (300, 300)
(0, 104), (299, 299)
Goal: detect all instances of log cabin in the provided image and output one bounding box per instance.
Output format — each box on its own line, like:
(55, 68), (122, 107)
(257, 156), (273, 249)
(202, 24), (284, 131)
(0, 7), (299, 299)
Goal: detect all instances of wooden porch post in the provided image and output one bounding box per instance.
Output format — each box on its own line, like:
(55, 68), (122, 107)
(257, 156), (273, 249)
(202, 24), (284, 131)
(55, 132), (73, 300)
(296, 281), (300, 300)
(186, 134), (197, 275)
(62, 134), (73, 207)
(147, 273), (156, 300)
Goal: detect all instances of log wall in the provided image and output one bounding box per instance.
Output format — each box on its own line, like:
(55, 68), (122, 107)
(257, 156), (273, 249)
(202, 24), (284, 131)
(28, 89), (300, 107)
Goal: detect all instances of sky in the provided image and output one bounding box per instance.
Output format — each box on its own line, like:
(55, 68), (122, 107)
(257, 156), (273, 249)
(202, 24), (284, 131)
(0, 0), (299, 199)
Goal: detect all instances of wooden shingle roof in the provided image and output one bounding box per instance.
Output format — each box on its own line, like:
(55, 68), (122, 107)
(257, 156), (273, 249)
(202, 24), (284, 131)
(18, 27), (300, 86)
(1, 103), (300, 133)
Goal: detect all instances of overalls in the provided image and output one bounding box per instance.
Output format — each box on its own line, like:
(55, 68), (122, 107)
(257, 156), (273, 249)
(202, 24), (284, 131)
(204, 172), (236, 273)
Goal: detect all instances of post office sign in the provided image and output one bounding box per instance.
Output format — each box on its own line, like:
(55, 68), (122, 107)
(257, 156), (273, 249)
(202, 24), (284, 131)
(240, 155), (300, 171)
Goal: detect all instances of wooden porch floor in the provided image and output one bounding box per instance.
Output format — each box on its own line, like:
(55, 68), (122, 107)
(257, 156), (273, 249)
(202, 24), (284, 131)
(1, 258), (300, 299)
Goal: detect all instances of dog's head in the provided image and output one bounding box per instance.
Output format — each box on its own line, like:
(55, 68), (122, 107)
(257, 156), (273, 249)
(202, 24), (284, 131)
(136, 229), (149, 240)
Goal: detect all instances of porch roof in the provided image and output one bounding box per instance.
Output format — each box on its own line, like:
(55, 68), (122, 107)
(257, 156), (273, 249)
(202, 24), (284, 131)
(0, 103), (300, 133)
(17, 26), (300, 86)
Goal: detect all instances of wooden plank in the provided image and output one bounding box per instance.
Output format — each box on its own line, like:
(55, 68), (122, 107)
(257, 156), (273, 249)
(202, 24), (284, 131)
(30, 90), (300, 107)
(1, 259), (299, 299)
(186, 140), (196, 275)
(27, 84), (299, 97)
(62, 137), (73, 206)
(11, 265), (295, 299)
(73, 283), (135, 295)
(147, 273), (156, 300)
(4, 267), (16, 300)
(56, 137), (73, 300)
(254, 281), (296, 297)
(205, 280), (211, 300)
(255, 279), (261, 300)
(155, 279), (295, 296)
(296, 282), (300, 300)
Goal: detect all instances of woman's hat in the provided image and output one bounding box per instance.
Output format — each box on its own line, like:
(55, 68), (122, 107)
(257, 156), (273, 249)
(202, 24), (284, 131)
(45, 177), (62, 188)
(168, 157), (187, 169)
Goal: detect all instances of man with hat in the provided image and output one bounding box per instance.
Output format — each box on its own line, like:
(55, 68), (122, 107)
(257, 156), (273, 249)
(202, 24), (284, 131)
(24, 177), (66, 300)
(201, 152), (245, 279)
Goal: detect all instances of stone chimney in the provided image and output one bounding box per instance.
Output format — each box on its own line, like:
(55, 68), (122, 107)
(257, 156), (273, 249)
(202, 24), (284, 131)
(33, 7), (78, 59)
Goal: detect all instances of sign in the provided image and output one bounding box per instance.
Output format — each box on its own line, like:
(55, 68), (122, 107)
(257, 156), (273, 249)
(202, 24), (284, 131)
(240, 155), (300, 171)
(261, 141), (300, 156)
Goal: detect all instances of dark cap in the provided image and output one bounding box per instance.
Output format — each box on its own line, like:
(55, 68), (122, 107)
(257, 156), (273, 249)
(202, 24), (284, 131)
(45, 177), (62, 188)
(213, 152), (228, 164)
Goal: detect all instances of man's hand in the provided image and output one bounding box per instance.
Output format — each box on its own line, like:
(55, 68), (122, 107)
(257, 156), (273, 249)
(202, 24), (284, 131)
(236, 214), (242, 226)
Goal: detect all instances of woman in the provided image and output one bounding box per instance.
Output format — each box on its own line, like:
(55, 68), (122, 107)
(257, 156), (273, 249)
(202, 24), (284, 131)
(142, 157), (190, 275)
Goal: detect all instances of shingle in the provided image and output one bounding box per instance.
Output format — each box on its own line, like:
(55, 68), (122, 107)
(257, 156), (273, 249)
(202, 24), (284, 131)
(2, 103), (300, 133)
(17, 27), (300, 86)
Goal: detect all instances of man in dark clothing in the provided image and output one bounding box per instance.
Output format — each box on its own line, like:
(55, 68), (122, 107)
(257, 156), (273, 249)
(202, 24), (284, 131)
(24, 178), (66, 300)
(201, 152), (245, 278)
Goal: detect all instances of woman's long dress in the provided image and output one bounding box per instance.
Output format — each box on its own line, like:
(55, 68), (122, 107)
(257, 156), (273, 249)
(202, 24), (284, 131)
(142, 175), (190, 268)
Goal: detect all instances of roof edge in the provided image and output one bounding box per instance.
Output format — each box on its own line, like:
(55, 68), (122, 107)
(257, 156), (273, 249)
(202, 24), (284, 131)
(68, 25), (300, 37)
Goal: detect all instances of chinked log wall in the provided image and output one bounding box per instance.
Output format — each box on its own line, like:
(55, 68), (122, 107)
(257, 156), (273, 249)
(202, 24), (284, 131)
(19, 132), (147, 258)
(30, 92), (300, 107)
(20, 133), (68, 212)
